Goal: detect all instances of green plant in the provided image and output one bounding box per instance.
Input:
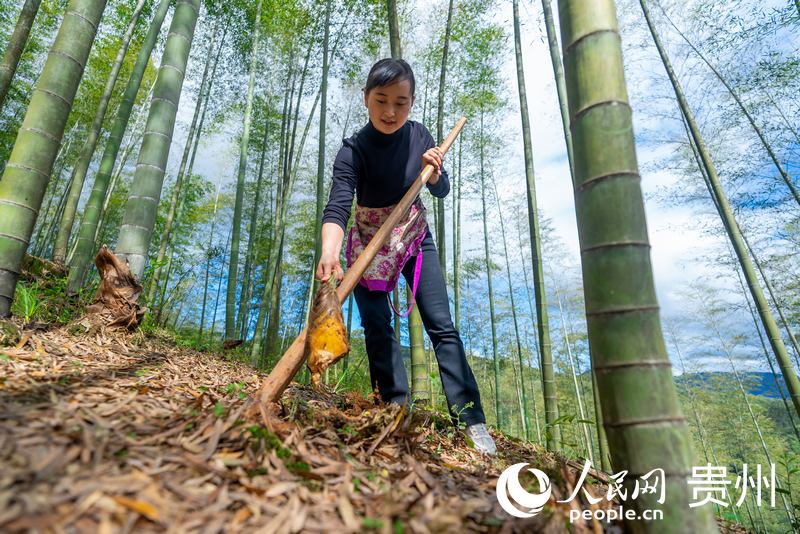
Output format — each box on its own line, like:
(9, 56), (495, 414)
(224, 381), (247, 399)
(11, 282), (39, 322)
(338, 424), (357, 438)
(285, 460), (309, 473)
(450, 401), (475, 430)
(362, 517), (384, 530)
(246, 425), (292, 458)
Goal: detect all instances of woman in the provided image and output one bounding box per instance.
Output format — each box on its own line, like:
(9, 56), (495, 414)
(317, 58), (496, 455)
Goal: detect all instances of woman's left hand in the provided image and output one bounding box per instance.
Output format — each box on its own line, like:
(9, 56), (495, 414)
(422, 147), (443, 182)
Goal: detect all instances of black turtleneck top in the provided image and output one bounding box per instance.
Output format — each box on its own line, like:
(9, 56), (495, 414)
(321, 119), (450, 231)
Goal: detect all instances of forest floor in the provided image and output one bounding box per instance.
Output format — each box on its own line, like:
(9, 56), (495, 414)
(0, 318), (747, 532)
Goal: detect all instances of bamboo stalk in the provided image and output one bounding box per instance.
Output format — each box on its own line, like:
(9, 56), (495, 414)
(53, 0), (147, 264)
(147, 23), (224, 306)
(493, 182), (530, 440)
(226, 0), (264, 340)
(513, 0), (559, 449)
(0, 0), (42, 111)
(0, 0), (107, 316)
(560, 0), (716, 529)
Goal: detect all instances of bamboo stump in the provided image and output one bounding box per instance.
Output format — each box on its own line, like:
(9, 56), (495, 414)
(82, 246), (145, 330)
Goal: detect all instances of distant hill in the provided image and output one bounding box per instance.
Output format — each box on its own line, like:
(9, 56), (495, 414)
(676, 372), (788, 399)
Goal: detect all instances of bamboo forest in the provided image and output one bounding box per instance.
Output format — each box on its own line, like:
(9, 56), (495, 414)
(0, 0), (798, 531)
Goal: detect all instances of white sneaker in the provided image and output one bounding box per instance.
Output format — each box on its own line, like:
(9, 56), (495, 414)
(464, 423), (497, 456)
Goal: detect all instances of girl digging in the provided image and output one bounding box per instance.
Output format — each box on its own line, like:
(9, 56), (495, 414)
(316, 58), (496, 455)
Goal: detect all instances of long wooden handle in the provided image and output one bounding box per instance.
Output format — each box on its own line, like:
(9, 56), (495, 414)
(253, 117), (467, 407)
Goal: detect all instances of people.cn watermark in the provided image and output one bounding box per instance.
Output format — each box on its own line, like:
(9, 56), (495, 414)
(496, 460), (777, 522)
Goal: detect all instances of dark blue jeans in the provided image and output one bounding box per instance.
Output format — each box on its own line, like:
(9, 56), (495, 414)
(353, 230), (486, 427)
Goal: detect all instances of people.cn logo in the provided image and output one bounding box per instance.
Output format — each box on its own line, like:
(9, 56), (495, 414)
(496, 463), (552, 518)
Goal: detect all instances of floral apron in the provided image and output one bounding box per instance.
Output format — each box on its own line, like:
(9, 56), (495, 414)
(345, 198), (428, 317)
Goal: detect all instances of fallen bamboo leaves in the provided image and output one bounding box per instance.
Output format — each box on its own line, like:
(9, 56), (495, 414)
(0, 323), (713, 533)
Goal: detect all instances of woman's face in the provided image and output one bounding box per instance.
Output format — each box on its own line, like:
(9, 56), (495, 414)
(364, 79), (414, 135)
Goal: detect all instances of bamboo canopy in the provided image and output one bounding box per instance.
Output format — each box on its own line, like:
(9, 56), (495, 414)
(251, 117), (467, 411)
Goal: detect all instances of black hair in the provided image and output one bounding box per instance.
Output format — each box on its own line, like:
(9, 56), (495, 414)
(364, 58), (416, 97)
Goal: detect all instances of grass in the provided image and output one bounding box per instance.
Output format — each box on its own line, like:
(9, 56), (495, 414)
(10, 274), (93, 326)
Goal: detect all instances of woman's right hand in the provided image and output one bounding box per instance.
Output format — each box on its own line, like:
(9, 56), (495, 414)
(316, 252), (344, 282)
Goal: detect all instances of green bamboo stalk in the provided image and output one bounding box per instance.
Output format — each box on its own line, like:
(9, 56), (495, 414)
(250, 64), (295, 365)
(736, 258), (800, 441)
(551, 269), (593, 462)
(639, 0), (800, 420)
(263, 38), (319, 358)
(661, 8), (800, 207)
(513, 0), (559, 450)
(283, 31), (316, 216)
(154, 63), (215, 318)
(682, 115), (800, 429)
(406, 306), (422, 396)
(199, 180), (221, 345)
(393, 286), (400, 341)
(434, 0), (454, 274)
(37, 167), (74, 258)
(238, 116), (270, 339)
(302, 21), (349, 328)
(155, 239), (175, 321)
(0, 0), (107, 317)
(524, 338), (543, 443)
(52, 0), (147, 264)
(211, 225), (232, 345)
(428, 339), (438, 410)
(384, 18), (423, 382)
(146, 22), (222, 306)
(67, 0), (170, 292)
(0, 0), (43, 111)
(116, 0), (201, 279)
(559, 0), (716, 529)
(387, 0), (402, 59)
(591, 364), (611, 471)
(93, 83), (153, 246)
(265, 47), (320, 359)
(560, 290), (605, 466)
(540, 0), (574, 178)
(514, 209), (543, 444)
(492, 182), (530, 440)
(346, 293), (353, 338)
(409, 284), (430, 402)
(31, 122), (78, 253)
(275, 64), (292, 214)
(510, 353), (524, 437)
(226, 0), (264, 340)
(478, 110), (502, 431)
(453, 134), (461, 331)
(310, 0), (331, 300)
(251, 76), (322, 364)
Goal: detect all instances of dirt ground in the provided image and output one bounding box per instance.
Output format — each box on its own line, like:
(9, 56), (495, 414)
(0, 323), (745, 533)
